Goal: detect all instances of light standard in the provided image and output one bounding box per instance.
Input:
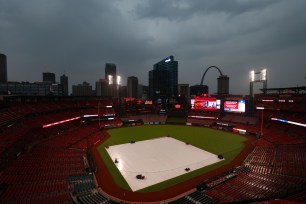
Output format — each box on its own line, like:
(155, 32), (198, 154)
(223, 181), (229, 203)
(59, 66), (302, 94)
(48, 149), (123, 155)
(117, 76), (121, 117)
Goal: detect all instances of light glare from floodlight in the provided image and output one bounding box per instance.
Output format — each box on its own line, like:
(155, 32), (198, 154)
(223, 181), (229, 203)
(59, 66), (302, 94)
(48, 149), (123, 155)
(108, 75), (113, 85)
(261, 69), (267, 81)
(250, 70), (255, 82)
(117, 75), (121, 85)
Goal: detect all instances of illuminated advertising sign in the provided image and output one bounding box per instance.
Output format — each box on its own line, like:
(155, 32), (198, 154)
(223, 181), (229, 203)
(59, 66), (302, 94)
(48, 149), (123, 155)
(224, 100), (245, 113)
(191, 97), (220, 110)
(145, 100), (153, 105)
(159, 109), (167, 114)
(175, 104), (181, 109)
(164, 57), (171, 62)
(216, 99), (221, 109)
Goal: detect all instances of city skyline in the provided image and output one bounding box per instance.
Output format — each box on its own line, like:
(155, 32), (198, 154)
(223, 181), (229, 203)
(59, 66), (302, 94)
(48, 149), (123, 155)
(1, 0), (306, 95)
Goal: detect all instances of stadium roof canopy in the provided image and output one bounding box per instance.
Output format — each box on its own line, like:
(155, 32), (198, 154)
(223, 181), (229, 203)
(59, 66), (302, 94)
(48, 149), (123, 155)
(260, 86), (306, 94)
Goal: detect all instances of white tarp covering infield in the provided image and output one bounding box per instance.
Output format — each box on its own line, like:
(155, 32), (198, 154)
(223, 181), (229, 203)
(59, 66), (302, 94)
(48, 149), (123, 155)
(106, 137), (224, 192)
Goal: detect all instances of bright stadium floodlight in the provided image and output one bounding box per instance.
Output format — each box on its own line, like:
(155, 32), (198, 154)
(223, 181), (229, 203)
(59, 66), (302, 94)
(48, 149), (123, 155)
(117, 75), (121, 85)
(250, 70), (255, 82)
(261, 69), (267, 81)
(250, 68), (268, 96)
(108, 75), (113, 85)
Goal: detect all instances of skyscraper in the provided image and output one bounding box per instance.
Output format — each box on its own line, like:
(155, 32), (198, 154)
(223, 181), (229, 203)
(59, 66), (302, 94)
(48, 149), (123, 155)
(43, 72), (56, 83)
(0, 53), (7, 83)
(105, 63), (116, 80)
(149, 69), (171, 101)
(149, 56), (178, 101)
(217, 75), (229, 95)
(60, 74), (69, 96)
(127, 76), (138, 98)
(105, 63), (118, 97)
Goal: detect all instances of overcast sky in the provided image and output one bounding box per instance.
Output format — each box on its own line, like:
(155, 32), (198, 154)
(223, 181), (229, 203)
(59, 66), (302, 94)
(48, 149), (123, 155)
(1, 0), (306, 95)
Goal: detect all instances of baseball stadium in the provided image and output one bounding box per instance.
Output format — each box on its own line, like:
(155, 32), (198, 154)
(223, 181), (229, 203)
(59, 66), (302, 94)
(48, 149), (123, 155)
(0, 82), (306, 204)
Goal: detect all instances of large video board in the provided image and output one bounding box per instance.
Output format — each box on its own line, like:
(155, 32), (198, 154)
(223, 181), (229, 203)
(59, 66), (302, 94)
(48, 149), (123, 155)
(224, 100), (246, 113)
(191, 96), (220, 110)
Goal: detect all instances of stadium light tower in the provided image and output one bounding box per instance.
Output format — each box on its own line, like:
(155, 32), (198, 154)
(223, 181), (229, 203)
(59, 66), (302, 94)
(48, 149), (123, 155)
(116, 75), (121, 96)
(117, 76), (121, 86)
(108, 75), (113, 85)
(117, 75), (122, 114)
(249, 69), (268, 97)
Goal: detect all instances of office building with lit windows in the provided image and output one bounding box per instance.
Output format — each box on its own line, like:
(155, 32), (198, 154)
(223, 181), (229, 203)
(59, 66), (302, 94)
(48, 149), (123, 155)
(149, 56), (178, 101)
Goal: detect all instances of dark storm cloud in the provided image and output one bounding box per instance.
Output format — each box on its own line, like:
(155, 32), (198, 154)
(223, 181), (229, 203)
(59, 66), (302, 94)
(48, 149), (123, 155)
(135, 0), (306, 51)
(134, 0), (306, 93)
(0, 0), (306, 94)
(0, 0), (155, 84)
(135, 0), (278, 21)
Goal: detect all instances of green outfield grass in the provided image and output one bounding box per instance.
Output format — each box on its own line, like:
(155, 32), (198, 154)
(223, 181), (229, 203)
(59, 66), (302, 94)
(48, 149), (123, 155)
(97, 125), (248, 192)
